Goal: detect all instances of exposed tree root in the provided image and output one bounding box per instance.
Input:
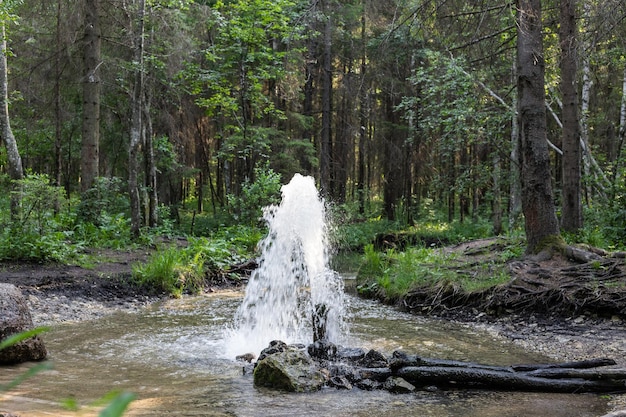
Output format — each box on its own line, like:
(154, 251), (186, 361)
(401, 244), (626, 320)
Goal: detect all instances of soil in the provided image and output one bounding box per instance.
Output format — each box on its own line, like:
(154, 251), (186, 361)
(2, 239), (626, 413)
(0, 248), (170, 326)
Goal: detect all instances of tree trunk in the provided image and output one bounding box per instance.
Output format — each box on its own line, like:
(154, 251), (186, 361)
(516, 0), (561, 254)
(129, 0), (146, 238)
(559, 0), (582, 232)
(144, 99), (158, 227)
(0, 23), (24, 219)
(81, 0), (101, 193)
(54, 0), (63, 197)
(509, 61), (522, 231)
(580, 36), (593, 201)
(357, 10), (367, 215)
(389, 353), (624, 393)
(320, 1), (332, 195)
(613, 63), (626, 200)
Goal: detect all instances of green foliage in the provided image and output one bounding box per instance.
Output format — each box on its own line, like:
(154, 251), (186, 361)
(357, 243), (514, 302)
(578, 200), (626, 250)
(0, 174), (78, 262)
(77, 177), (130, 226)
(332, 218), (403, 252)
(10, 173), (66, 234)
(98, 392), (136, 417)
(227, 166), (282, 225)
(0, 327), (49, 351)
(132, 246), (203, 297)
(132, 229), (256, 296)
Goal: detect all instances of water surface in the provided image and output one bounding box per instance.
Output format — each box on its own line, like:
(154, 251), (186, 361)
(0, 290), (609, 416)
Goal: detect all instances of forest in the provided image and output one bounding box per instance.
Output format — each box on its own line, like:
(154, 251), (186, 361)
(0, 0), (625, 268)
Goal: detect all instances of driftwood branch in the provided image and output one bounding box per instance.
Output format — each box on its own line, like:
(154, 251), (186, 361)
(386, 351), (625, 393)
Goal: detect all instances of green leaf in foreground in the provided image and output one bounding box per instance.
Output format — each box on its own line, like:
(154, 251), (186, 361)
(0, 326), (50, 351)
(98, 391), (136, 417)
(0, 362), (54, 392)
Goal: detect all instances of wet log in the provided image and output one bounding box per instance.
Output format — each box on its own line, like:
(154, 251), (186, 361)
(390, 351), (513, 373)
(527, 368), (626, 380)
(355, 367), (393, 382)
(396, 365), (626, 393)
(512, 358), (616, 372)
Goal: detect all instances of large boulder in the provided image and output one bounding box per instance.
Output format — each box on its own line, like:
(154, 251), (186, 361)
(253, 347), (326, 392)
(0, 283), (47, 365)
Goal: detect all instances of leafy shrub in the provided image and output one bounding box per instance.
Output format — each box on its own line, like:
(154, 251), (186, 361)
(0, 174), (79, 262)
(227, 166), (281, 225)
(132, 246), (204, 297)
(77, 177), (130, 226)
(132, 230), (256, 296)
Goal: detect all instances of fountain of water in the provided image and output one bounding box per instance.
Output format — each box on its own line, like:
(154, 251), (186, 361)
(225, 173), (347, 356)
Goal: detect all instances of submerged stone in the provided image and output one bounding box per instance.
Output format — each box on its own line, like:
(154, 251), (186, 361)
(383, 376), (416, 394)
(253, 348), (326, 392)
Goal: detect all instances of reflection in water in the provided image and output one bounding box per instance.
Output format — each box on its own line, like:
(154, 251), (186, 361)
(0, 290), (609, 417)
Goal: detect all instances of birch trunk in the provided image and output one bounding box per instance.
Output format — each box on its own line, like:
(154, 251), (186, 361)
(129, 0), (145, 238)
(613, 64), (626, 198)
(0, 23), (24, 219)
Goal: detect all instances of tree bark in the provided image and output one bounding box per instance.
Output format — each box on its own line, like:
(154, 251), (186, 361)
(387, 352), (624, 393)
(396, 365), (625, 393)
(144, 100), (158, 227)
(320, 0), (332, 196)
(81, 0), (101, 193)
(516, 0), (561, 254)
(357, 10), (367, 215)
(0, 23), (24, 219)
(129, 0), (146, 238)
(559, 0), (582, 232)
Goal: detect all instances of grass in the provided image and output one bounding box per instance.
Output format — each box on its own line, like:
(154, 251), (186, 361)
(356, 237), (522, 303)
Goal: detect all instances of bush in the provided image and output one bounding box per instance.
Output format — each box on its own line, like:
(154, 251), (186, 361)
(132, 247), (204, 297)
(132, 230), (257, 296)
(227, 166), (281, 225)
(77, 177), (129, 226)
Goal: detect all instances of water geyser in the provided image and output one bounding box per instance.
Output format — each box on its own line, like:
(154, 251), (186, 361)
(226, 174), (347, 356)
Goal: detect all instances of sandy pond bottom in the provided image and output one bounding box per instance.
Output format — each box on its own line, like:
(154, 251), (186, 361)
(0, 290), (610, 417)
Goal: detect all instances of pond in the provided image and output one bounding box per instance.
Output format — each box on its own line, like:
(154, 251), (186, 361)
(0, 285), (609, 417)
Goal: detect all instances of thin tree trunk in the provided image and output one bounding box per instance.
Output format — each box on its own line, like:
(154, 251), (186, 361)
(0, 23), (24, 219)
(613, 63), (626, 199)
(54, 0), (63, 198)
(320, 1), (332, 195)
(516, 0), (561, 254)
(580, 38), (593, 201)
(357, 9), (367, 215)
(81, 0), (101, 193)
(144, 99), (158, 227)
(559, 0), (582, 232)
(129, 0), (145, 238)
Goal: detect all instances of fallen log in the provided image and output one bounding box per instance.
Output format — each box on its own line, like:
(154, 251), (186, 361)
(527, 368), (626, 380)
(396, 365), (626, 393)
(512, 358), (616, 372)
(390, 351), (514, 373)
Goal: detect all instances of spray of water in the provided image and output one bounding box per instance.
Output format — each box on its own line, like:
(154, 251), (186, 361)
(224, 174), (347, 357)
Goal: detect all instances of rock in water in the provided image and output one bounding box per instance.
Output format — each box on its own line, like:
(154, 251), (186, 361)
(383, 376), (416, 393)
(253, 348), (326, 392)
(0, 283), (47, 365)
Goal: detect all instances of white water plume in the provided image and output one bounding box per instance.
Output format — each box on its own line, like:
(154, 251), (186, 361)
(224, 174), (347, 357)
